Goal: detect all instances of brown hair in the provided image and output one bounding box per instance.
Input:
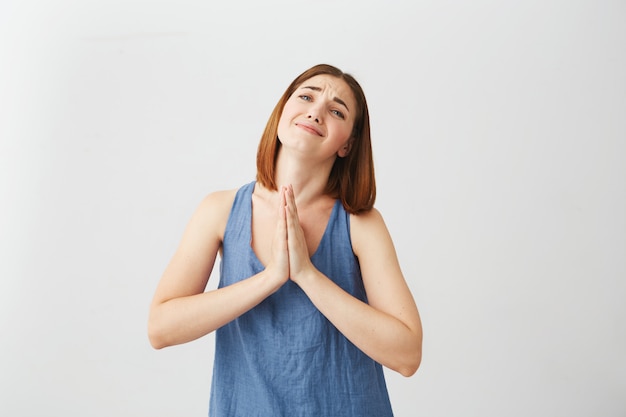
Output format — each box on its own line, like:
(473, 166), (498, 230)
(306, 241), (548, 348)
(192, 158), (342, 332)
(256, 64), (376, 214)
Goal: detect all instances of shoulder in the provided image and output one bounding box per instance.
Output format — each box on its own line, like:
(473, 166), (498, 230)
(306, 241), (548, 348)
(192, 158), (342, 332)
(200, 188), (239, 211)
(349, 207), (392, 256)
(349, 207), (407, 304)
(350, 207), (386, 233)
(191, 188), (239, 241)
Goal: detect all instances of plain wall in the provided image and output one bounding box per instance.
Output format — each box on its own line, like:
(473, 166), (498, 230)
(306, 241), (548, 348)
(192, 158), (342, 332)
(1, 1), (624, 416)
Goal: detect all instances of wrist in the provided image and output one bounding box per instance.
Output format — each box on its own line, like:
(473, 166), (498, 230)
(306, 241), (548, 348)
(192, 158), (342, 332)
(261, 266), (288, 294)
(291, 266), (318, 287)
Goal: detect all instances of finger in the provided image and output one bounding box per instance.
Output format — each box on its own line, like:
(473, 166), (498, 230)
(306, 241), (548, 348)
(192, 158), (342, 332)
(278, 186), (287, 219)
(275, 187), (287, 243)
(285, 188), (300, 231)
(287, 184), (297, 215)
(286, 185), (300, 223)
(285, 191), (306, 252)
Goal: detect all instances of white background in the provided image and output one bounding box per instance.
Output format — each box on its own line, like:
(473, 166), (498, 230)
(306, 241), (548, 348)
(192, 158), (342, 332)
(1, 1), (625, 416)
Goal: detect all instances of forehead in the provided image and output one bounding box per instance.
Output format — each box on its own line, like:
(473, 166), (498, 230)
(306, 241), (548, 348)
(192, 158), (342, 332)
(296, 74), (356, 106)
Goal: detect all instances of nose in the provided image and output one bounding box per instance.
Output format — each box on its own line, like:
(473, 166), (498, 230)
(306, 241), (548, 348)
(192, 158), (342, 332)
(307, 103), (322, 124)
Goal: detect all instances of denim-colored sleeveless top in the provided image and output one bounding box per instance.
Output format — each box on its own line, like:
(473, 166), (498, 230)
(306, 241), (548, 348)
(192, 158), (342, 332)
(209, 181), (393, 417)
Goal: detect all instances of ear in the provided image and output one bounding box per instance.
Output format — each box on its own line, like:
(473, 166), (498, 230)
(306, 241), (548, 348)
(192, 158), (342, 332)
(338, 139), (353, 158)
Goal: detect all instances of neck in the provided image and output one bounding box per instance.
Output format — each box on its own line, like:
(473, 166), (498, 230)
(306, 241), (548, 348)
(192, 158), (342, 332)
(273, 147), (336, 205)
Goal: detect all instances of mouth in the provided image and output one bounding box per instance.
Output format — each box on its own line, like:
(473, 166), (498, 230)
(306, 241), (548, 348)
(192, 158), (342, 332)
(295, 121), (323, 136)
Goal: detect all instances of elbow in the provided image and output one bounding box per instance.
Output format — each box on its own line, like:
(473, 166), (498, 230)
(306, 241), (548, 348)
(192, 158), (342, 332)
(398, 350), (422, 377)
(148, 333), (166, 350)
(148, 302), (178, 349)
(396, 339), (422, 377)
(148, 326), (164, 350)
(399, 326), (423, 377)
(147, 316), (169, 350)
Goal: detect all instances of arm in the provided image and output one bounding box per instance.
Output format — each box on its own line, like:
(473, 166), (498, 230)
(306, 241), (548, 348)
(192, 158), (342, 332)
(285, 187), (422, 376)
(148, 188), (290, 349)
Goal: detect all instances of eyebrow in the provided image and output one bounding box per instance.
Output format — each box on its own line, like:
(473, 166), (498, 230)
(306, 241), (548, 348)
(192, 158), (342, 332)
(302, 85), (350, 112)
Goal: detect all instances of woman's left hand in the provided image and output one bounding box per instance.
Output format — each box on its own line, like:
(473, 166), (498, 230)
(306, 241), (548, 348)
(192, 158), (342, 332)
(284, 185), (315, 283)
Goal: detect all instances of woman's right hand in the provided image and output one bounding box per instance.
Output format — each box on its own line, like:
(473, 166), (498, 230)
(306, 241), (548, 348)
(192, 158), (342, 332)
(264, 186), (290, 289)
(149, 187), (294, 349)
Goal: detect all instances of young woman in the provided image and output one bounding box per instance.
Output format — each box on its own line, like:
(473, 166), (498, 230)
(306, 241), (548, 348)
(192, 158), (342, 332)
(148, 64), (422, 416)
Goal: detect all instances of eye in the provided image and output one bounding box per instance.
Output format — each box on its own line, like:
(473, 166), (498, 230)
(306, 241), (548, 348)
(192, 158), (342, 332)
(298, 94), (312, 101)
(331, 109), (345, 119)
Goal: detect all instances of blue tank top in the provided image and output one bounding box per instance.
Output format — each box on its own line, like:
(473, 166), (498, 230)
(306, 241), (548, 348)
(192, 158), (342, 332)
(209, 181), (393, 416)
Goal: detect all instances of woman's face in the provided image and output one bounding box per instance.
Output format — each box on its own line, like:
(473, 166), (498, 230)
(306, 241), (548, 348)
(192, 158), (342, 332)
(277, 74), (356, 161)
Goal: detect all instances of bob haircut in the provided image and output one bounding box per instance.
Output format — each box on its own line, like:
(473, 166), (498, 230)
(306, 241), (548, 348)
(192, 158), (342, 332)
(256, 64), (376, 214)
